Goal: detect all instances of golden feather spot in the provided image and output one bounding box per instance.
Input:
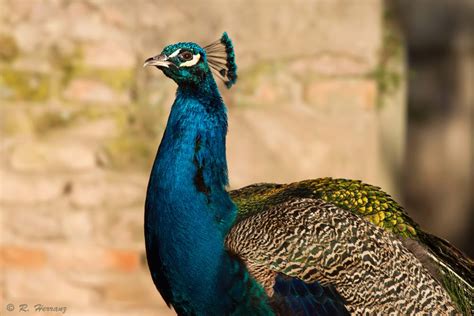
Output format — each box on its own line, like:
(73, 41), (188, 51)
(372, 213), (380, 225)
(378, 211), (385, 221)
(391, 219), (397, 226)
(367, 206), (373, 213)
(397, 224), (406, 232)
(357, 198), (363, 205)
(359, 206), (366, 213)
(362, 197), (368, 204)
(407, 226), (416, 235)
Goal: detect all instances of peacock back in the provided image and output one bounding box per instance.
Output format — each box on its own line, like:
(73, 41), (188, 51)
(227, 177), (474, 314)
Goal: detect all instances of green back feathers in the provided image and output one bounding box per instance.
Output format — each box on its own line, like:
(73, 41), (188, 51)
(230, 177), (418, 238)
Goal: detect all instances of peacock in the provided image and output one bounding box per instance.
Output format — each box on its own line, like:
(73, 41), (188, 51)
(143, 33), (473, 315)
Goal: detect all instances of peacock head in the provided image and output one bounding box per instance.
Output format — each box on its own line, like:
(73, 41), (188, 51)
(144, 32), (237, 88)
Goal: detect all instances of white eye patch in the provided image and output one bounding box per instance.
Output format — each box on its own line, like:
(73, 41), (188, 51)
(168, 48), (181, 58)
(180, 53), (201, 67)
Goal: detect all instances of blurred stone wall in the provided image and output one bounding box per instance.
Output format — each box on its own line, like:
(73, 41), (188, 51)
(0, 0), (405, 315)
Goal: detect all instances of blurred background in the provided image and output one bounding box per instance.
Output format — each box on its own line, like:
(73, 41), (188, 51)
(0, 0), (472, 315)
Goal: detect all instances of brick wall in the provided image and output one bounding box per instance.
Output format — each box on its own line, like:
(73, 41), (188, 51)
(0, 1), (403, 315)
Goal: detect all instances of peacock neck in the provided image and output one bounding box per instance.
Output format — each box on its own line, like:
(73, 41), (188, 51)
(145, 78), (244, 313)
(148, 78), (236, 234)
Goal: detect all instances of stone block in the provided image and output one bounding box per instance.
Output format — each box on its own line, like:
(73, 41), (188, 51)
(65, 2), (112, 42)
(0, 69), (50, 101)
(69, 172), (145, 209)
(61, 210), (93, 242)
(93, 208), (143, 248)
(83, 41), (135, 69)
(2, 246), (47, 269)
(0, 33), (19, 62)
(1, 107), (35, 136)
(102, 174), (146, 208)
(4, 268), (99, 305)
(289, 54), (373, 76)
(236, 62), (301, 107)
(2, 204), (67, 242)
(101, 272), (159, 306)
(63, 119), (118, 141)
(0, 171), (65, 204)
(69, 173), (107, 208)
(105, 249), (141, 273)
(10, 141), (97, 172)
(46, 245), (140, 274)
(63, 79), (127, 104)
(304, 79), (377, 112)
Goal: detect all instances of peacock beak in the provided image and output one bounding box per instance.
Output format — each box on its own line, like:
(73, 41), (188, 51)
(143, 54), (173, 68)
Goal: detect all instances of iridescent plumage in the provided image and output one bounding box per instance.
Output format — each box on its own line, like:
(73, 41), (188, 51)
(144, 33), (473, 316)
(229, 179), (473, 314)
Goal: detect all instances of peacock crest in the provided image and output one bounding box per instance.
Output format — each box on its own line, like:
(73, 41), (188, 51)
(204, 32), (238, 88)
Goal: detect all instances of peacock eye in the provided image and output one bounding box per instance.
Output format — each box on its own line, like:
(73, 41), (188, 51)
(180, 51), (193, 61)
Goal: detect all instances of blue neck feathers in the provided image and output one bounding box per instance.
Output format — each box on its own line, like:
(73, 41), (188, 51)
(151, 78), (236, 234)
(145, 76), (273, 315)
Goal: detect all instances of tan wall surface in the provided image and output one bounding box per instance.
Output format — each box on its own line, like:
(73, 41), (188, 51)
(1, 1), (408, 315)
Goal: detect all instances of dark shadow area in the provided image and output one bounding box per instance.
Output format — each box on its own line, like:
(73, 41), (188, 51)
(394, 0), (473, 256)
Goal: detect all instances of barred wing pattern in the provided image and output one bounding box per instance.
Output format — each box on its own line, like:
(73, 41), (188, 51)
(226, 197), (457, 314)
